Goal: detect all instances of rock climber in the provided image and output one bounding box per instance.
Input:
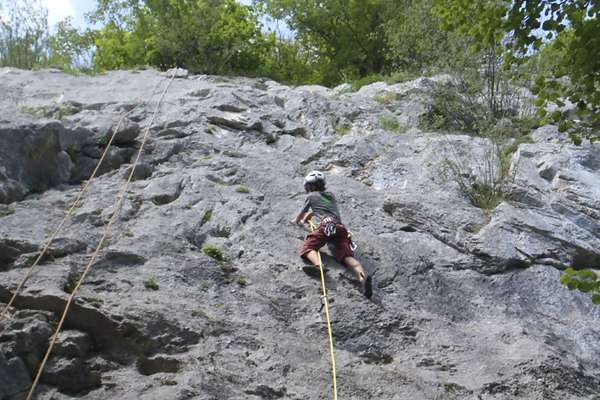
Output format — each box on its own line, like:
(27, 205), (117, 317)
(291, 170), (373, 298)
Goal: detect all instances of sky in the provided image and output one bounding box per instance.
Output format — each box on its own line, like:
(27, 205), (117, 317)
(39, 0), (96, 29)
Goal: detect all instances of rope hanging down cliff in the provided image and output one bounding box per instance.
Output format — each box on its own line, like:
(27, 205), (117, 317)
(0, 78), (167, 322)
(308, 219), (338, 400)
(24, 72), (176, 400)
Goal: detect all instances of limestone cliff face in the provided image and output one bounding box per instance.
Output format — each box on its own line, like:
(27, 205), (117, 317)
(1, 68), (599, 400)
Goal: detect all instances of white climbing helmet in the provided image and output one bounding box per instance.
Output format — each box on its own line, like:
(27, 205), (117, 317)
(304, 170), (325, 184)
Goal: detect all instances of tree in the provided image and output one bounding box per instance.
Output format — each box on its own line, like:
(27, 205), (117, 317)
(0, 0), (50, 68)
(384, 0), (468, 74)
(48, 18), (94, 69)
(433, 0), (600, 142)
(261, 0), (401, 85)
(90, 0), (271, 75)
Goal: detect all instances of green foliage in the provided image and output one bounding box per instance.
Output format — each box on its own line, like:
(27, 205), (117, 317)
(385, 0), (469, 74)
(47, 18), (93, 69)
(258, 36), (320, 85)
(443, 382), (466, 394)
(92, 22), (143, 70)
(0, 0), (50, 69)
(420, 73), (536, 137)
(235, 185), (250, 194)
(0, 206), (15, 218)
(384, 70), (419, 84)
(561, 268), (600, 304)
(202, 244), (225, 262)
(0, 1), (92, 71)
(443, 138), (520, 211)
(373, 91), (398, 105)
(263, 0), (401, 85)
(143, 277), (159, 290)
(499, 134), (533, 178)
(433, 0), (600, 143)
(335, 123), (352, 136)
(20, 103), (79, 120)
(236, 277), (249, 286)
(420, 81), (486, 134)
(92, 0), (271, 75)
(200, 209), (213, 226)
(63, 273), (78, 294)
(379, 114), (405, 133)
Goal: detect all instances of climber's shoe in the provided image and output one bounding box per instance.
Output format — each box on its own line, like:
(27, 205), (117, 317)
(362, 275), (373, 299)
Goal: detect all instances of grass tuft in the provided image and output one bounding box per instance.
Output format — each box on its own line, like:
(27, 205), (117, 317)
(202, 244), (225, 262)
(143, 277), (159, 290)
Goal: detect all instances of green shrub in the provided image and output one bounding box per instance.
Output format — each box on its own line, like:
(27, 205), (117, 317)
(202, 244), (225, 261)
(385, 70), (418, 84)
(373, 91), (398, 105)
(201, 209), (213, 225)
(335, 123), (352, 135)
(561, 268), (600, 305)
(0, 206), (15, 218)
(499, 134), (533, 178)
(54, 103), (79, 120)
(235, 186), (250, 194)
(419, 82), (487, 134)
(63, 274), (78, 294)
(237, 277), (249, 286)
(443, 140), (515, 211)
(143, 277), (159, 290)
(379, 114), (406, 133)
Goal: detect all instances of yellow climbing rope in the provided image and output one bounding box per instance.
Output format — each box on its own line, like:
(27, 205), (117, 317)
(0, 78), (167, 322)
(308, 219), (338, 400)
(24, 72), (176, 400)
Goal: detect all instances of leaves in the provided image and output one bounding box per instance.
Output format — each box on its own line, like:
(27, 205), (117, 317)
(92, 0), (271, 75)
(560, 268), (600, 304)
(432, 0), (600, 144)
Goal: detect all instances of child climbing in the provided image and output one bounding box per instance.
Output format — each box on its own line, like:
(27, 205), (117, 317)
(291, 170), (373, 298)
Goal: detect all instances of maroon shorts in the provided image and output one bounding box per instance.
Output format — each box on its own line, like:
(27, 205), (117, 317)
(300, 222), (354, 263)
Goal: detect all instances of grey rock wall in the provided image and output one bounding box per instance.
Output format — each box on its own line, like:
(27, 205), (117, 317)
(0, 68), (599, 400)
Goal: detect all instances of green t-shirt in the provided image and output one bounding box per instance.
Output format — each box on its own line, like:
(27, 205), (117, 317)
(301, 191), (342, 223)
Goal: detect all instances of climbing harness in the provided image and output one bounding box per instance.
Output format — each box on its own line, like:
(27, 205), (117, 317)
(321, 216), (337, 237)
(308, 219), (338, 400)
(24, 72), (177, 400)
(0, 78), (168, 322)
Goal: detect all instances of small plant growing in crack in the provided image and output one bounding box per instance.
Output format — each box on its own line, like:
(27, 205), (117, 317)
(201, 209), (213, 225)
(235, 185), (250, 194)
(63, 273), (79, 294)
(202, 244), (225, 262)
(0, 206), (15, 218)
(199, 280), (211, 291)
(143, 277), (159, 290)
(236, 277), (249, 286)
(335, 123), (352, 136)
